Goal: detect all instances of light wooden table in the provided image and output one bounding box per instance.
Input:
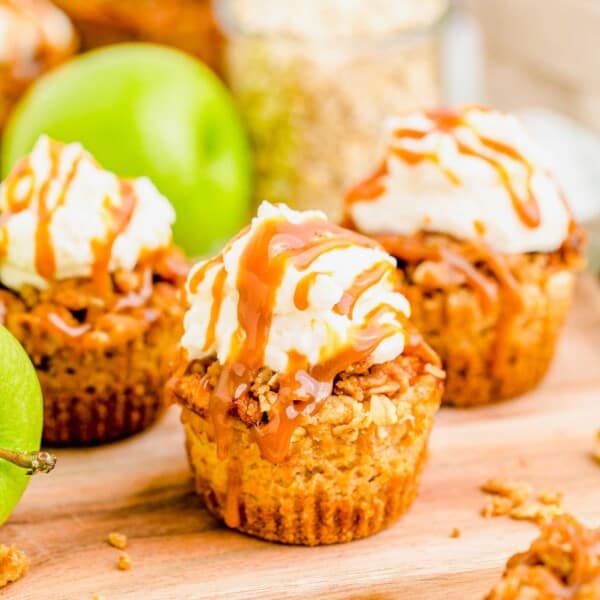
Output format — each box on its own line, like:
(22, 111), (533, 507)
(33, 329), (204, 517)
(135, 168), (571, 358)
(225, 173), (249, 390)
(3, 275), (600, 600)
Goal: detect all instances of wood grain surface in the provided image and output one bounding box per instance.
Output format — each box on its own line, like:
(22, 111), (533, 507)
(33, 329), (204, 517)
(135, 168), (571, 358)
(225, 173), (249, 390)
(2, 275), (599, 600)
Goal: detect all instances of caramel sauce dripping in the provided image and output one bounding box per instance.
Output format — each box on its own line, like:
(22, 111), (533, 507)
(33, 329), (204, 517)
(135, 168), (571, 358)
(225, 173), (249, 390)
(375, 233), (499, 312)
(376, 231), (523, 377)
(334, 261), (391, 317)
(204, 217), (402, 465)
(344, 161), (389, 205)
(187, 256), (222, 295)
(1, 159), (36, 261)
(90, 181), (138, 296)
(203, 268), (227, 353)
(223, 460), (242, 528)
(293, 271), (321, 311)
(35, 142), (84, 279)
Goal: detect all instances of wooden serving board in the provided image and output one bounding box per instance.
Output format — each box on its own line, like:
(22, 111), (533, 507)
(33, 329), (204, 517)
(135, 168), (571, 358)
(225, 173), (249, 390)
(2, 275), (600, 600)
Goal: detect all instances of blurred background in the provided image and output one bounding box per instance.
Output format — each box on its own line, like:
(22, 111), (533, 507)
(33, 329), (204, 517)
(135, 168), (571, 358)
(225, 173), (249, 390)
(2, 0), (599, 266)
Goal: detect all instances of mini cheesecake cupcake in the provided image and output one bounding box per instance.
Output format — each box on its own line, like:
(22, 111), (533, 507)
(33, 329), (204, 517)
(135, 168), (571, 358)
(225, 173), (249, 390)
(344, 106), (585, 407)
(168, 201), (444, 545)
(0, 0), (78, 129)
(0, 136), (188, 445)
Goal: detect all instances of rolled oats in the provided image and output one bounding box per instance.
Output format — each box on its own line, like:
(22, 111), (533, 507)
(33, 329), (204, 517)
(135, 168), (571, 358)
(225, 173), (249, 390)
(219, 0), (447, 219)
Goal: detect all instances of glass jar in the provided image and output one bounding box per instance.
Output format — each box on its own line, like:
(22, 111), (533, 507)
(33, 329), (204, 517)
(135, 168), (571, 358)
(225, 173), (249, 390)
(216, 0), (449, 220)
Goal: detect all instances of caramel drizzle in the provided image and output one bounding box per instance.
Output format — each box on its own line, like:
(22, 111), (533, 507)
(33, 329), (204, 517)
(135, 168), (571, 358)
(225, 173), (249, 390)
(334, 261), (391, 317)
(205, 217), (404, 465)
(223, 459), (243, 528)
(375, 233), (500, 312)
(90, 181), (138, 296)
(36, 142), (83, 279)
(293, 271), (321, 311)
(0, 157), (38, 261)
(344, 107), (564, 230)
(344, 161), (389, 205)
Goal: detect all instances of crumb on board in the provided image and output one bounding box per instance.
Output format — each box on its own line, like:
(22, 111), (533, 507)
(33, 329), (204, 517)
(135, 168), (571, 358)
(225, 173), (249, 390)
(538, 490), (564, 506)
(481, 478), (532, 505)
(450, 528), (460, 538)
(92, 595), (106, 600)
(117, 553), (132, 571)
(509, 501), (564, 525)
(481, 495), (514, 518)
(480, 477), (564, 525)
(107, 532), (128, 550)
(0, 545), (28, 588)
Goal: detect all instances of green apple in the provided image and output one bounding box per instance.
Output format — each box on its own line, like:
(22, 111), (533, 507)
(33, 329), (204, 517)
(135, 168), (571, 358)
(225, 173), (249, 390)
(0, 326), (44, 525)
(2, 43), (252, 257)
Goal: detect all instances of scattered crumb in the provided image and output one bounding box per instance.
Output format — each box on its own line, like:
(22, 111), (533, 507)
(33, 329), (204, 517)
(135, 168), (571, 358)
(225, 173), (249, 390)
(481, 495), (514, 518)
(480, 477), (563, 525)
(593, 430), (600, 465)
(117, 553), (132, 571)
(0, 545), (28, 588)
(485, 514), (600, 599)
(450, 528), (460, 538)
(92, 595), (105, 600)
(538, 489), (564, 506)
(481, 478), (532, 505)
(509, 501), (564, 525)
(107, 532), (128, 550)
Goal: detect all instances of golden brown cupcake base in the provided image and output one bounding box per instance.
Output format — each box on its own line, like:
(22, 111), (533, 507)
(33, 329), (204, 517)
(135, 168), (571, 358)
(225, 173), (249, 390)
(40, 342), (168, 446)
(375, 231), (584, 407)
(173, 344), (444, 546)
(0, 251), (187, 445)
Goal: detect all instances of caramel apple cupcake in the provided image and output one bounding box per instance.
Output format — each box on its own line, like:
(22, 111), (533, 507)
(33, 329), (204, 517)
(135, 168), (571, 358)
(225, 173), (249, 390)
(0, 136), (188, 445)
(344, 105), (585, 407)
(168, 201), (444, 545)
(0, 0), (78, 129)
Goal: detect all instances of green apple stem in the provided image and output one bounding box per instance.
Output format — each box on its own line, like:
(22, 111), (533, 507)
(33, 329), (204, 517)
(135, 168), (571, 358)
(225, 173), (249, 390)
(0, 448), (56, 475)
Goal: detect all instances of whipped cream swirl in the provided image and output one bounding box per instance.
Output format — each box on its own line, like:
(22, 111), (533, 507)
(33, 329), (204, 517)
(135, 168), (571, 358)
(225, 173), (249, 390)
(183, 201), (410, 374)
(0, 136), (175, 292)
(345, 106), (573, 254)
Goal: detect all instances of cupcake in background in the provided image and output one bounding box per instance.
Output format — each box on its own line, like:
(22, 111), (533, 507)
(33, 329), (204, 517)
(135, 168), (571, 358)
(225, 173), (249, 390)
(0, 0), (78, 129)
(168, 201), (444, 545)
(344, 105), (585, 407)
(0, 136), (188, 444)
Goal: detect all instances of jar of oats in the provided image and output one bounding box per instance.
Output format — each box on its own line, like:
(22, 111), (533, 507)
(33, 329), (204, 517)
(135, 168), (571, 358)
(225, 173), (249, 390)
(216, 0), (449, 220)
